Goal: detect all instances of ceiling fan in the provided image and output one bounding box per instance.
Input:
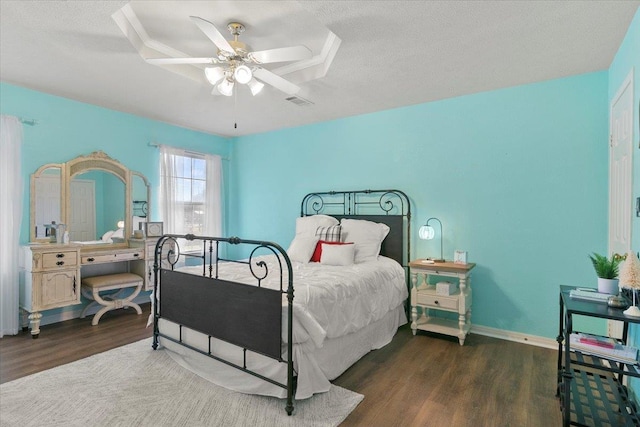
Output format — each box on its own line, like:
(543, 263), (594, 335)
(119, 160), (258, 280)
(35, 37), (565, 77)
(146, 16), (312, 97)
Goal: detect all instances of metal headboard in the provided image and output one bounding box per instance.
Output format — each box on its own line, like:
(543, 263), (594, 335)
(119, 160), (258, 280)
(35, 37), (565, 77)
(300, 189), (411, 266)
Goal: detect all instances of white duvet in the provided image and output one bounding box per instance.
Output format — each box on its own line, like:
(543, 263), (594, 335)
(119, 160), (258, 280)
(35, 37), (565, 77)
(175, 254), (408, 349)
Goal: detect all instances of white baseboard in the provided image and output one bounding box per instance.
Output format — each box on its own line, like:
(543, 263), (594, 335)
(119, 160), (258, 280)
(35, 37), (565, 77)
(28, 294), (151, 328)
(471, 324), (558, 350)
(26, 299), (557, 350)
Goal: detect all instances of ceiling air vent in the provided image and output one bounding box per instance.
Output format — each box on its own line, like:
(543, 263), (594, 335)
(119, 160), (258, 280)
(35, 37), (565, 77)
(285, 96), (314, 106)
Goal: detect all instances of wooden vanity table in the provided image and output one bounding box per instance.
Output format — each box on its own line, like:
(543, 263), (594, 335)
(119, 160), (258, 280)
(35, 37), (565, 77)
(20, 151), (156, 337)
(20, 242), (155, 336)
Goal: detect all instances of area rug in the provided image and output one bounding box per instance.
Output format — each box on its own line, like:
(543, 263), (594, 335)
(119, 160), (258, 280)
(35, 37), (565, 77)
(0, 339), (362, 427)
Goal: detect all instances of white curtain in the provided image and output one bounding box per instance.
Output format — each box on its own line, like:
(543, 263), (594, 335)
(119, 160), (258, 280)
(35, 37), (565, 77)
(159, 145), (222, 237)
(203, 152), (222, 237)
(159, 144), (183, 234)
(0, 116), (24, 337)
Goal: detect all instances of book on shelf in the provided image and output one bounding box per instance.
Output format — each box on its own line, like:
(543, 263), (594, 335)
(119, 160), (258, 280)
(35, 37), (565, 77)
(569, 333), (639, 364)
(578, 334), (615, 349)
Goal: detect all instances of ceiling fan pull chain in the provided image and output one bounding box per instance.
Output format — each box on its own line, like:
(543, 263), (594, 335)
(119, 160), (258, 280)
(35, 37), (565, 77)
(234, 88), (238, 129)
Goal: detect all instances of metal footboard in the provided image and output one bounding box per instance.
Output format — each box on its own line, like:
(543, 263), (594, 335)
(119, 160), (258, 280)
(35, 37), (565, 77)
(151, 234), (295, 415)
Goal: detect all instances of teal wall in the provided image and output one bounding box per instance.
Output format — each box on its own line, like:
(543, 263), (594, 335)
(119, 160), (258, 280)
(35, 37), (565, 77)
(608, 6), (640, 400)
(230, 71), (610, 339)
(0, 83), (232, 245)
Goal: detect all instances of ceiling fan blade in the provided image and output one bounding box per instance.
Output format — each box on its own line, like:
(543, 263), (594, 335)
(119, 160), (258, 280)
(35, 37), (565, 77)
(190, 16), (235, 54)
(249, 46), (312, 64)
(146, 57), (217, 65)
(253, 68), (300, 95)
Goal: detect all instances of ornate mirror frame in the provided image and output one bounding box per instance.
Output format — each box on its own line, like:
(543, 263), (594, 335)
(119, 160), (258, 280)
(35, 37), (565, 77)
(30, 151), (151, 245)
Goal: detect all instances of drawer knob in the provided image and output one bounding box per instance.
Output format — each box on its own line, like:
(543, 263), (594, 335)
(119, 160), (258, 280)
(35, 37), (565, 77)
(134, 253), (139, 257)
(56, 261), (65, 266)
(87, 257), (95, 262)
(434, 300), (439, 305)
(56, 253), (65, 258)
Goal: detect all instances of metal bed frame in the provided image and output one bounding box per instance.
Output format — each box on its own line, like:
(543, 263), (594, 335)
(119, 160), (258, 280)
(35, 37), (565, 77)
(151, 189), (411, 416)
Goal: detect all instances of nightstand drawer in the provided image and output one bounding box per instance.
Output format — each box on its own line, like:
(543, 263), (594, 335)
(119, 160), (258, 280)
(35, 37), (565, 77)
(416, 293), (458, 310)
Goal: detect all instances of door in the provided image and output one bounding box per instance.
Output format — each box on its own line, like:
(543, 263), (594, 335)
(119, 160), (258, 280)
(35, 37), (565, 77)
(70, 179), (96, 241)
(608, 70), (634, 339)
(609, 71), (634, 256)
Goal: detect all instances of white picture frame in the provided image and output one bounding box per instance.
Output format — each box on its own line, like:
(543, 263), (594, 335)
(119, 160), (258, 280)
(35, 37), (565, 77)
(142, 221), (163, 237)
(454, 250), (468, 265)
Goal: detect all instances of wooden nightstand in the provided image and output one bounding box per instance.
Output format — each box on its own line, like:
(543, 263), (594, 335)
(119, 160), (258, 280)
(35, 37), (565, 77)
(409, 260), (476, 345)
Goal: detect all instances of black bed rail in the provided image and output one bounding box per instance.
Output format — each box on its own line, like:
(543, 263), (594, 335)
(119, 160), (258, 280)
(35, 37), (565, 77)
(151, 234), (295, 415)
(301, 189), (410, 216)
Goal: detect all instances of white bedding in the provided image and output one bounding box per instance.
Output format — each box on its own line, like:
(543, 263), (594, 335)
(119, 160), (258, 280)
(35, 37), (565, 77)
(156, 255), (408, 398)
(175, 255), (407, 347)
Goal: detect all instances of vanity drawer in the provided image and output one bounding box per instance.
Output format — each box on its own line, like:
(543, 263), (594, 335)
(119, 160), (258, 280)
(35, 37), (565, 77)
(41, 251), (78, 269)
(116, 251), (143, 261)
(83, 254), (114, 264)
(416, 293), (458, 311)
(83, 251), (144, 264)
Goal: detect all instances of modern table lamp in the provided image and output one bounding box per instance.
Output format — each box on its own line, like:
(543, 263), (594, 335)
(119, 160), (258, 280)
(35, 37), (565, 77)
(419, 217), (444, 263)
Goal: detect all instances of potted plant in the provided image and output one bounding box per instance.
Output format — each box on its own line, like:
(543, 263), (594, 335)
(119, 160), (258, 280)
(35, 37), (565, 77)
(589, 253), (622, 294)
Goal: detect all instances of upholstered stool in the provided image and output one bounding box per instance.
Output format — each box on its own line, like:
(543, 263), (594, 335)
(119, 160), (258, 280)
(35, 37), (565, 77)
(80, 273), (143, 325)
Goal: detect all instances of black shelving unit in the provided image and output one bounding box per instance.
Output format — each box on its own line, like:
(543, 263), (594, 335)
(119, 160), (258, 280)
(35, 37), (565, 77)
(558, 285), (640, 426)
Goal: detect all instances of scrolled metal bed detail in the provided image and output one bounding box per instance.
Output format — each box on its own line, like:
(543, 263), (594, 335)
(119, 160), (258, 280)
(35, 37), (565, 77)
(151, 235), (296, 415)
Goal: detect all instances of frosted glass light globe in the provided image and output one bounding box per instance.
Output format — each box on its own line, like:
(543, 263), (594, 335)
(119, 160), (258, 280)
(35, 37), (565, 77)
(418, 225), (435, 240)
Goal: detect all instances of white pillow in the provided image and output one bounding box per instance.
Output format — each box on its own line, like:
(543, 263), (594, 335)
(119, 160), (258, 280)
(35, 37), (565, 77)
(340, 218), (390, 263)
(287, 235), (320, 263)
(295, 215), (339, 237)
(111, 228), (124, 239)
(320, 242), (355, 266)
(101, 230), (115, 242)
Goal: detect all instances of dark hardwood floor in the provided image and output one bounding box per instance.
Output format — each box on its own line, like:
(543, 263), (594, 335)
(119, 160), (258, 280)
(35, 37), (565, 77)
(0, 304), (153, 383)
(1, 305), (561, 426)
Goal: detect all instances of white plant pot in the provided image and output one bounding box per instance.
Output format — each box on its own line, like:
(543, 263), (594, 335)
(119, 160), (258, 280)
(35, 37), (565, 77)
(597, 278), (620, 295)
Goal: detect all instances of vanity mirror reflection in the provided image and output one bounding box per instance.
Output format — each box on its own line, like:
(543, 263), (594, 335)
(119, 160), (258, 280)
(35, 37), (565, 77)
(131, 172), (150, 237)
(31, 164), (63, 240)
(30, 150), (151, 245)
(70, 169), (126, 243)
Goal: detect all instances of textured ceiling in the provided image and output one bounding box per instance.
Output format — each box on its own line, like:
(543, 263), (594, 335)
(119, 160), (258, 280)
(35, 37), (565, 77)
(1, 1), (638, 138)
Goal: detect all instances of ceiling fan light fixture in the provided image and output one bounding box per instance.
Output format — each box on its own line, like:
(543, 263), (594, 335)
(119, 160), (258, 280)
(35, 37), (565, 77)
(248, 78), (265, 96)
(217, 79), (234, 96)
(234, 65), (252, 84)
(204, 66), (225, 85)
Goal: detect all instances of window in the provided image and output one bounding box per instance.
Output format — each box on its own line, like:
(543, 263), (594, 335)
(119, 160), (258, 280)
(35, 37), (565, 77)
(172, 154), (206, 236)
(160, 145), (222, 253)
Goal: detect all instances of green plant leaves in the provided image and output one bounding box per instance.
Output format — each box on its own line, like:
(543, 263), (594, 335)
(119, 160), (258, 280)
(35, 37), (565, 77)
(589, 252), (621, 279)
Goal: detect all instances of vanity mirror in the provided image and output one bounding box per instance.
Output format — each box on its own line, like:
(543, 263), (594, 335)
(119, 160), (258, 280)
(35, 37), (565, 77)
(31, 164), (64, 240)
(30, 151), (151, 245)
(131, 172), (150, 235)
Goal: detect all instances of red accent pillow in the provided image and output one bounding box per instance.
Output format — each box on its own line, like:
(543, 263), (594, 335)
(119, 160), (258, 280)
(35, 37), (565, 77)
(310, 240), (352, 262)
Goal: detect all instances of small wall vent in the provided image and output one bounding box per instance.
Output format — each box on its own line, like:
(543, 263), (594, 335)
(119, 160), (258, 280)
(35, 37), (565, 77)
(285, 96), (314, 106)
